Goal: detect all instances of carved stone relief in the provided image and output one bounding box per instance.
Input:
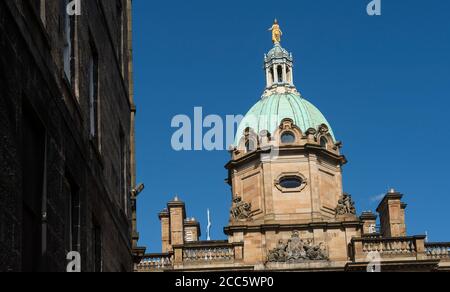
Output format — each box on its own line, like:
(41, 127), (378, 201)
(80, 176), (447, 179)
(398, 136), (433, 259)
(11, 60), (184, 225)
(335, 193), (356, 216)
(267, 231), (328, 263)
(230, 196), (253, 220)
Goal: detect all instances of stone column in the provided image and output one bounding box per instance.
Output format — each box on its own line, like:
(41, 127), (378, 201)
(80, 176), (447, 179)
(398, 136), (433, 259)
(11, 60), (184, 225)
(234, 243), (244, 261)
(173, 246), (183, 267)
(307, 153), (323, 221)
(289, 65), (294, 85)
(282, 63), (287, 84)
(352, 240), (365, 262)
(414, 236), (427, 260)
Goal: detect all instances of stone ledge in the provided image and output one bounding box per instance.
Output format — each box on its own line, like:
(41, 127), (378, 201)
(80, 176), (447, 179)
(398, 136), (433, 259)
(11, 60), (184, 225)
(224, 221), (362, 235)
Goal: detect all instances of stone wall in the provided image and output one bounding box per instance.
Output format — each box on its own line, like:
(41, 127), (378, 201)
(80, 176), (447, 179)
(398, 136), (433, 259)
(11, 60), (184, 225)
(0, 0), (135, 272)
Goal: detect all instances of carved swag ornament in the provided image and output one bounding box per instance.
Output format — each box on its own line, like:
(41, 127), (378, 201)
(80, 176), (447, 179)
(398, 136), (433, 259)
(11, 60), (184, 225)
(267, 231), (328, 263)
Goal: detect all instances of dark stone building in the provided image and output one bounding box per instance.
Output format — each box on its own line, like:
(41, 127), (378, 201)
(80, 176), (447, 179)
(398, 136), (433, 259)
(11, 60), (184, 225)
(0, 0), (139, 272)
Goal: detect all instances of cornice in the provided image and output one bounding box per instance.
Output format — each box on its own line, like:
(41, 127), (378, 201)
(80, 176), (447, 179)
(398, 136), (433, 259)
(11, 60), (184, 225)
(224, 221), (363, 235)
(225, 144), (347, 170)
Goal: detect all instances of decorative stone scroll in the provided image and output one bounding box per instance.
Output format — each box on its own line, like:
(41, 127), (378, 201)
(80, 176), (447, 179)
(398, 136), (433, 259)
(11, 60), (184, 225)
(317, 124), (330, 136)
(267, 231), (328, 263)
(230, 196), (253, 220)
(335, 193), (356, 216)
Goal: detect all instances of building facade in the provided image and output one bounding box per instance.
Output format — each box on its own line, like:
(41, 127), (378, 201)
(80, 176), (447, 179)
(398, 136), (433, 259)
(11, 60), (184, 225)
(0, 0), (139, 272)
(136, 22), (450, 272)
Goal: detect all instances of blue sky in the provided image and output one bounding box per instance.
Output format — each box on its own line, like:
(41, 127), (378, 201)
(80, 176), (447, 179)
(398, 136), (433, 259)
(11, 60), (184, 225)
(133, 0), (450, 252)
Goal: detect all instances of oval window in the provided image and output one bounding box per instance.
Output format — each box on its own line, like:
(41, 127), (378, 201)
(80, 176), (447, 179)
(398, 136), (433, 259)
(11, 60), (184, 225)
(279, 177), (303, 189)
(281, 132), (295, 144)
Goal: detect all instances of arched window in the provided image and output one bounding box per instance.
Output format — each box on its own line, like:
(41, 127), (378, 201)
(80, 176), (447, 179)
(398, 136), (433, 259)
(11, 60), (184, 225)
(281, 132), (295, 144)
(245, 140), (256, 153)
(320, 137), (328, 149)
(277, 66), (283, 83)
(286, 67), (291, 83)
(270, 68), (275, 84)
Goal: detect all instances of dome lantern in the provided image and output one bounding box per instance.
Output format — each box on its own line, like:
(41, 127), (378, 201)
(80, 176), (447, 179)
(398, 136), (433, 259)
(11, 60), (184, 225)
(265, 20), (295, 89)
(264, 44), (294, 89)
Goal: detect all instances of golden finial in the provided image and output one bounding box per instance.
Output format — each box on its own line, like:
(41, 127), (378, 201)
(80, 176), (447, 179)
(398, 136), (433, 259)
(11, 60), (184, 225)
(269, 19), (283, 44)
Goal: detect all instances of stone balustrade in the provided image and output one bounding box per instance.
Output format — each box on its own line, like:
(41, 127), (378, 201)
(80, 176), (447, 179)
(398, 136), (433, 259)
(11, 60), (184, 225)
(135, 253), (174, 272)
(362, 238), (416, 255)
(425, 243), (450, 260)
(172, 241), (244, 268)
(135, 241), (244, 271)
(351, 236), (427, 262)
(183, 246), (235, 262)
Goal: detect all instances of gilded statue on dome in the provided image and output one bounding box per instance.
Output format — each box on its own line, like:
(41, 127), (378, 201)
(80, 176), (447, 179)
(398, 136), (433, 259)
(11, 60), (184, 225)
(269, 19), (283, 44)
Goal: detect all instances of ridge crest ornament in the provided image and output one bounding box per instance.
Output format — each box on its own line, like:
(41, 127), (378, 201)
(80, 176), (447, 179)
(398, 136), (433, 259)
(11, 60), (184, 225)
(267, 231), (328, 263)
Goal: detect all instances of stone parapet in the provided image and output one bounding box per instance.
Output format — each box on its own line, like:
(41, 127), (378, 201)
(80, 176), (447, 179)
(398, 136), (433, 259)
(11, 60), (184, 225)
(350, 236), (427, 262)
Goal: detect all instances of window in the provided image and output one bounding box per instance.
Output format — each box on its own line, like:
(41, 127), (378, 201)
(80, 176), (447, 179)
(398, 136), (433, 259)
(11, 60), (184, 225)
(245, 140), (256, 153)
(63, 0), (73, 82)
(281, 132), (295, 144)
(320, 137), (328, 149)
(119, 129), (128, 215)
(66, 174), (80, 252)
(31, 0), (46, 25)
(21, 102), (46, 272)
(277, 66), (283, 83)
(89, 43), (99, 143)
(271, 67), (275, 84)
(279, 177), (303, 189)
(275, 173), (307, 193)
(117, 1), (124, 75)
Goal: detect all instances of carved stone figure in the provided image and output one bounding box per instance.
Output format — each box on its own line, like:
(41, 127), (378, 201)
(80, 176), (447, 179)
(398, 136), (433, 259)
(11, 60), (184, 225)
(335, 193), (356, 216)
(268, 19), (282, 44)
(267, 231), (328, 263)
(306, 242), (328, 261)
(318, 124), (329, 135)
(268, 240), (287, 262)
(286, 231), (306, 261)
(230, 196), (253, 220)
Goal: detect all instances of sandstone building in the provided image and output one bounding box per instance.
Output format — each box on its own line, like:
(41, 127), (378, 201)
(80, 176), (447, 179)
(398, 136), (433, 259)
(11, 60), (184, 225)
(136, 22), (450, 272)
(0, 0), (141, 272)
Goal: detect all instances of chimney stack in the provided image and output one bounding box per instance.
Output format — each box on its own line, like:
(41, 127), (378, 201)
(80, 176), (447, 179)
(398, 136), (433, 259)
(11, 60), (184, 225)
(376, 189), (407, 238)
(158, 209), (171, 253)
(167, 196), (186, 247)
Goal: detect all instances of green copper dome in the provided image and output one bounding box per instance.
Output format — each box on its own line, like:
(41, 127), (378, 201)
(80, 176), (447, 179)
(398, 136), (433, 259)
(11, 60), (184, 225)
(235, 93), (335, 145)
